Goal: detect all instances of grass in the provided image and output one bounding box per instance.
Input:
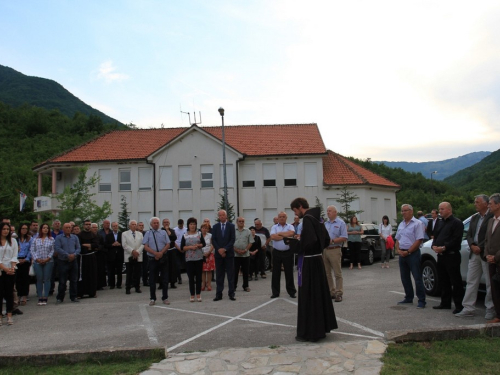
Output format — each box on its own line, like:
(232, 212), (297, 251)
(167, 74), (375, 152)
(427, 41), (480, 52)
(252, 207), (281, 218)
(0, 352), (165, 375)
(381, 336), (500, 375)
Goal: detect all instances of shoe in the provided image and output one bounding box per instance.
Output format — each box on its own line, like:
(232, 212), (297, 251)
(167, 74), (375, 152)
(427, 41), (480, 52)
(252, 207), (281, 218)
(358, 265), (362, 269)
(290, 294), (297, 299)
(295, 336), (308, 342)
(207, 286), (212, 291)
(386, 264), (390, 268)
(452, 308), (463, 314)
(197, 296), (202, 302)
(397, 299), (413, 305)
(190, 296), (195, 302)
(163, 299), (170, 305)
(56, 299), (63, 304)
(170, 284), (177, 289)
(42, 299), (47, 305)
(135, 288), (142, 293)
(201, 285), (205, 291)
(149, 300), (155, 306)
(229, 296), (236, 301)
(381, 264), (385, 268)
(126, 289), (131, 295)
(20, 299), (27, 306)
(71, 299), (80, 303)
(485, 311), (496, 320)
(455, 310), (474, 317)
(349, 265), (353, 270)
(487, 317), (500, 324)
(12, 308), (23, 315)
(261, 274), (266, 279)
(37, 299), (43, 306)
(335, 295), (342, 302)
(417, 302), (426, 309)
(244, 287), (251, 292)
(7, 317), (13, 325)
(270, 295), (279, 299)
(433, 305), (451, 310)
(213, 296), (222, 301)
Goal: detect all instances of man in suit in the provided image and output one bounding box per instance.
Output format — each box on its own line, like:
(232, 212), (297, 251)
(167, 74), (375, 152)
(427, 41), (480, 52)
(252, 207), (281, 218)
(105, 222), (124, 289)
(456, 194), (494, 319)
(426, 209), (439, 239)
(485, 193), (500, 323)
(122, 220), (144, 295)
(212, 210), (236, 301)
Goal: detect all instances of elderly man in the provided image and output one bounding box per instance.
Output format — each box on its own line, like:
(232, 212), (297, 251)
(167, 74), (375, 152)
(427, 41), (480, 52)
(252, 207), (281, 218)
(431, 202), (465, 314)
(212, 210), (236, 301)
(55, 223), (81, 303)
(270, 212), (296, 299)
(456, 195), (494, 318)
(233, 217), (254, 292)
(485, 193), (500, 323)
(323, 205), (348, 302)
(105, 222), (124, 289)
(143, 217), (170, 305)
(395, 204), (426, 308)
(122, 220), (144, 295)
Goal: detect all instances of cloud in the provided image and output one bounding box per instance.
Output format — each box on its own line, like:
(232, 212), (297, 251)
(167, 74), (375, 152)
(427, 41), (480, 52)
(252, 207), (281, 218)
(96, 60), (129, 83)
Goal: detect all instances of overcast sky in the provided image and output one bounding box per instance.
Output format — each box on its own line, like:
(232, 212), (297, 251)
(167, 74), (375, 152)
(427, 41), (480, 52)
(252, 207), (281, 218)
(2, 1), (499, 162)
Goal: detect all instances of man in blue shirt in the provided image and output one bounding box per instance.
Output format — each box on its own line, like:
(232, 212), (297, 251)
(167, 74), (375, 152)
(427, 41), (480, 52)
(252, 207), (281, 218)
(395, 204), (426, 308)
(55, 222), (81, 303)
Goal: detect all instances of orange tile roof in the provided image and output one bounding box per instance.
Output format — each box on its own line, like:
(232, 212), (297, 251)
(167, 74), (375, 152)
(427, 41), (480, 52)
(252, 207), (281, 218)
(35, 124), (327, 168)
(323, 150), (400, 188)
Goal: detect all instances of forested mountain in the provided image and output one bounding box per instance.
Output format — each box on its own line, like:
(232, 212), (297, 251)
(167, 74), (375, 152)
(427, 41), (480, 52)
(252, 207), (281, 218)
(0, 101), (122, 224)
(375, 151), (491, 180)
(444, 149), (500, 194)
(0, 64), (123, 126)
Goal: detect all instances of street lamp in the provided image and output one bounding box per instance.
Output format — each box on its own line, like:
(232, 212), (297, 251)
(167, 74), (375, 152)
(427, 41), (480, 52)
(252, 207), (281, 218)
(218, 107), (228, 213)
(430, 171), (437, 210)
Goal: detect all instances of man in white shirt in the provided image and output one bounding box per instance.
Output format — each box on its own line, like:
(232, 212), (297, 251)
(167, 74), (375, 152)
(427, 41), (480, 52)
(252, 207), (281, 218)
(270, 212), (296, 299)
(122, 220), (144, 294)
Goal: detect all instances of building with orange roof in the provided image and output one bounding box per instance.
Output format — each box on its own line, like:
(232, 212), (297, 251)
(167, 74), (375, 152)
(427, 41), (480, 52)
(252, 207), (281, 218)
(33, 123), (399, 231)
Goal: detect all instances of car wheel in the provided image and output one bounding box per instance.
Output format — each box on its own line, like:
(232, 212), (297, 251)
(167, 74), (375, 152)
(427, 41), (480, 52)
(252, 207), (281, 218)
(364, 249), (374, 265)
(422, 260), (440, 296)
(265, 253), (271, 271)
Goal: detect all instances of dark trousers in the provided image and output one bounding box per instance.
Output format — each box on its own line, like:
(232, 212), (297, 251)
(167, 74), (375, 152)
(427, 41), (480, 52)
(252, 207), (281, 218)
(215, 256), (235, 298)
(399, 249), (426, 303)
(56, 258), (78, 301)
(142, 250), (149, 285)
(0, 273), (15, 313)
(437, 252), (464, 308)
(125, 261), (142, 290)
(15, 261), (31, 297)
(271, 249), (296, 297)
(186, 259), (203, 296)
(488, 263), (500, 319)
(348, 241), (362, 264)
(258, 247), (267, 275)
(107, 260), (123, 288)
(148, 257), (169, 301)
(234, 256), (250, 289)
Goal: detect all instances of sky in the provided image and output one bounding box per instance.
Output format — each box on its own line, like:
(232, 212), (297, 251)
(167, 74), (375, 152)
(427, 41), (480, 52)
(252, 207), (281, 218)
(1, 0), (500, 162)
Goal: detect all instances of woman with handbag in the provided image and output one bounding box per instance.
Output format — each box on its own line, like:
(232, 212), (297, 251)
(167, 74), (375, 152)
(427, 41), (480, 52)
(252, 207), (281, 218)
(16, 224), (32, 305)
(0, 222), (19, 325)
(379, 215), (393, 269)
(180, 218), (206, 302)
(30, 223), (55, 305)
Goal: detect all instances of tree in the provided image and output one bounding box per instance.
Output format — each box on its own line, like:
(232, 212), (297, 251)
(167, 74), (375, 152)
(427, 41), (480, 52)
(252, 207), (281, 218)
(118, 195), (129, 232)
(55, 166), (112, 225)
(314, 196), (325, 221)
(215, 193), (235, 223)
(336, 185), (364, 222)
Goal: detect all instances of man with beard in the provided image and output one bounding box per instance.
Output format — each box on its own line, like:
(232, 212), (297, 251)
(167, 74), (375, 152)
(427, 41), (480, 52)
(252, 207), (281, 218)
(77, 220), (99, 298)
(290, 197), (337, 342)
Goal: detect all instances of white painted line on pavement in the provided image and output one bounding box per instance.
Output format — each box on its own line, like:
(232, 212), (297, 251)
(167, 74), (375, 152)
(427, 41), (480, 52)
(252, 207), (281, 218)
(139, 304), (159, 345)
(390, 291), (440, 302)
(168, 298), (279, 351)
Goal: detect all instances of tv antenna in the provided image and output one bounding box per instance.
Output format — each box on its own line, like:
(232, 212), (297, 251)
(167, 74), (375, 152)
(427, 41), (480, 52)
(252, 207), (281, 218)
(180, 109), (202, 126)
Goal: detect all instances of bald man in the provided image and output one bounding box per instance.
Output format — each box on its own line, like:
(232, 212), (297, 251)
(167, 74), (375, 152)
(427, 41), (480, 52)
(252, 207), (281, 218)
(431, 202), (465, 314)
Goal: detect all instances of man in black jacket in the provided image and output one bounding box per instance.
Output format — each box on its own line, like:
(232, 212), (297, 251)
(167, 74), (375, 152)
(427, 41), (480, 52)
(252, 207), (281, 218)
(105, 222), (124, 289)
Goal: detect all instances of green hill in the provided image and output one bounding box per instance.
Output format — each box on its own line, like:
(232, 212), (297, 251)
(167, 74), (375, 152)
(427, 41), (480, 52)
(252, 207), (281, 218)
(0, 64), (123, 126)
(444, 149), (500, 194)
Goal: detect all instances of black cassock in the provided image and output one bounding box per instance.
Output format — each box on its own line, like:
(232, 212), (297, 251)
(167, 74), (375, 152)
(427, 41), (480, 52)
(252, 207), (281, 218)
(297, 207), (338, 341)
(77, 231), (99, 298)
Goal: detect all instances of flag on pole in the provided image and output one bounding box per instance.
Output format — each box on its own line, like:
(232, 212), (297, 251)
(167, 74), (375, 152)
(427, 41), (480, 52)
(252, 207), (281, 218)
(20, 191), (27, 212)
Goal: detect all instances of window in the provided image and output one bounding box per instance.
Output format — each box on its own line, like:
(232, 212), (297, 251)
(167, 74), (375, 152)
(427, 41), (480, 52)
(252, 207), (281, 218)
(219, 164), (234, 188)
(201, 165), (214, 188)
(284, 163), (297, 187)
(139, 167), (153, 191)
(159, 166), (173, 190)
(99, 169), (111, 192)
(179, 166), (192, 189)
(240, 164), (255, 188)
(263, 163), (276, 187)
(304, 162), (317, 187)
(119, 169), (131, 191)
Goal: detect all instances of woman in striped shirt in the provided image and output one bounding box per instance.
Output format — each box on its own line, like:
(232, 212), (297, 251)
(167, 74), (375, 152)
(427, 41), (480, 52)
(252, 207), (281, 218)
(30, 223), (55, 306)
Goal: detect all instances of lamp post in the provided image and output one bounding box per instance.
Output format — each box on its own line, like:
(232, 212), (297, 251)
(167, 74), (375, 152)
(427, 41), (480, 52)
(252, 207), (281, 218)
(218, 107), (228, 213)
(430, 171), (437, 210)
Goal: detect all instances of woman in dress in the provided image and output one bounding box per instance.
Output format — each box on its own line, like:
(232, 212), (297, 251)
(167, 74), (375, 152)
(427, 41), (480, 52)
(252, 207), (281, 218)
(0, 222), (19, 325)
(180, 218), (206, 302)
(30, 223), (55, 305)
(16, 224), (32, 306)
(201, 223), (214, 291)
(347, 216), (364, 270)
(379, 215), (393, 268)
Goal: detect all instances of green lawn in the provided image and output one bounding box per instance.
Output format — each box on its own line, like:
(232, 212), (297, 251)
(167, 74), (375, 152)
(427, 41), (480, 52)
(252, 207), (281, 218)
(381, 337), (500, 375)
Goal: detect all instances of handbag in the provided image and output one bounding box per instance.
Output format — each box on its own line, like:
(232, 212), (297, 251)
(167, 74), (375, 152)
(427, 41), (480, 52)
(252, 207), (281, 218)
(385, 235), (394, 250)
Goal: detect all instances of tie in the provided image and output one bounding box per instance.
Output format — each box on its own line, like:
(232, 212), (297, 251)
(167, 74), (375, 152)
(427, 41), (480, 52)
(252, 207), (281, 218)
(221, 224), (225, 236)
(132, 232), (135, 239)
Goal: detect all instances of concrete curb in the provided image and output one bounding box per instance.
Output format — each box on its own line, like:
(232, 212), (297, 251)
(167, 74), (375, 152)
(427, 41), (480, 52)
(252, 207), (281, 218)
(386, 323), (500, 343)
(0, 346), (166, 367)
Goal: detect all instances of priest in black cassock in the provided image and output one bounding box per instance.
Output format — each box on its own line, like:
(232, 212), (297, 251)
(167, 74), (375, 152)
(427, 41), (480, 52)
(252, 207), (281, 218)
(77, 220), (100, 298)
(290, 197), (337, 342)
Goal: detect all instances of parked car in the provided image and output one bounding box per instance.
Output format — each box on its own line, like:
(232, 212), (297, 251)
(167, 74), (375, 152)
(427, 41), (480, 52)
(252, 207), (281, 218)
(341, 223), (395, 265)
(420, 215), (485, 296)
